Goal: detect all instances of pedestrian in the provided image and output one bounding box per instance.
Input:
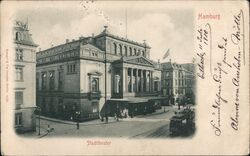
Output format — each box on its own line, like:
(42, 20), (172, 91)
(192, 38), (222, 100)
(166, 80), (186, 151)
(115, 113), (119, 121)
(76, 121), (79, 130)
(105, 115), (108, 123)
(143, 106), (147, 115)
(47, 125), (50, 133)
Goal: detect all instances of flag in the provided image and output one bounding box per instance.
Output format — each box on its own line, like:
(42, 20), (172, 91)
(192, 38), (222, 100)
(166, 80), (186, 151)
(192, 57), (196, 63)
(162, 49), (170, 60)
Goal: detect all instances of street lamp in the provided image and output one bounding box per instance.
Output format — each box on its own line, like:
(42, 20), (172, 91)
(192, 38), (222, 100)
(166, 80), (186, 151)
(104, 26), (108, 123)
(75, 111), (81, 129)
(36, 106), (41, 135)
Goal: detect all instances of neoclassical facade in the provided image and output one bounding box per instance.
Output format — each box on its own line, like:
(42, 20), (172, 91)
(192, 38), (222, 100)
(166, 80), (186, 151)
(36, 26), (163, 121)
(161, 62), (196, 105)
(14, 21), (38, 133)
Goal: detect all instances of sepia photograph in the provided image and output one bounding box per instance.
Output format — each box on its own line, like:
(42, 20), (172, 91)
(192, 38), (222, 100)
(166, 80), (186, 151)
(1, 0), (249, 155)
(14, 1), (196, 138)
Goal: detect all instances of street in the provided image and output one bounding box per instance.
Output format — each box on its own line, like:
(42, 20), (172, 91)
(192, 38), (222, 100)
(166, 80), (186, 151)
(21, 106), (190, 138)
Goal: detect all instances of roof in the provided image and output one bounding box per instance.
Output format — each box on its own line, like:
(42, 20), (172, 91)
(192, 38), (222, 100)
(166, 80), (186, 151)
(95, 27), (151, 49)
(14, 21), (38, 47)
(161, 62), (195, 73)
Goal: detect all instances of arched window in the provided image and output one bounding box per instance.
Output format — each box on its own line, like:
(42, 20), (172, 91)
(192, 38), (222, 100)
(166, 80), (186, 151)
(119, 44), (122, 55)
(124, 46), (128, 56)
(113, 43), (117, 55)
(134, 48), (136, 55)
(91, 78), (99, 92)
(129, 47), (132, 56)
(138, 50), (141, 56)
(16, 32), (21, 41)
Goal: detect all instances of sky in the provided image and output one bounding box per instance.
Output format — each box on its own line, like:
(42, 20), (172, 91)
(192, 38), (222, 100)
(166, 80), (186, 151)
(15, 1), (194, 63)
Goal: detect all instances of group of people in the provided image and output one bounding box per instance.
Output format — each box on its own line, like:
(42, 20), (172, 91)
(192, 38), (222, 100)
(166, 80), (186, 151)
(114, 108), (129, 121)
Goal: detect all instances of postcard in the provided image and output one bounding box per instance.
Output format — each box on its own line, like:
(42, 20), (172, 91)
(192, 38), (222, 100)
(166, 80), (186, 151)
(1, 0), (249, 155)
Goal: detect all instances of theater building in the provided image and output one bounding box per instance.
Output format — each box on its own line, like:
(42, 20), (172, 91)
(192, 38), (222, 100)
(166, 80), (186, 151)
(14, 21), (38, 133)
(36, 26), (163, 121)
(161, 62), (196, 105)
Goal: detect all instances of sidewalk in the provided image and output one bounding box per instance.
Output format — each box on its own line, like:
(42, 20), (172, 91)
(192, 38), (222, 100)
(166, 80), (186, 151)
(20, 125), (50, 138)
(36, 115), (121, 126)
(36, 106), (176, 126)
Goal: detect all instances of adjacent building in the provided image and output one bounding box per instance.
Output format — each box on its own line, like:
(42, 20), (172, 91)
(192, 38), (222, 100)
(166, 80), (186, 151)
(161, 61), (196, 105)
(14, 21), (38, 133)
(36, 26), (164, 121)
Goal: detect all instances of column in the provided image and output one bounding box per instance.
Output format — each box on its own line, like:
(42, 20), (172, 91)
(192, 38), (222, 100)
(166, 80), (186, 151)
(135, 69), (138, 92)
(124, 68), (128, 93)
(144, 70), (146, 92)
(119, 68), (125, 94)
(140, 70), (143, 92)
(150, 71), (153, 92)
(145, 70), (148, 92)
(131, 68), (133, 92)
(122, 68), (126, 93)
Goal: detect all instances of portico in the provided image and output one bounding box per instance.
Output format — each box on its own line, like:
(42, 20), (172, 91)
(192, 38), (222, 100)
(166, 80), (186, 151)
(112, 56), (158, 98)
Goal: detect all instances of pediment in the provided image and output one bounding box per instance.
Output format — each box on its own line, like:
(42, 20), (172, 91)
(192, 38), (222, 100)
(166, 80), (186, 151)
(124, 56), (154, 67)
(82, 43), (103, 52)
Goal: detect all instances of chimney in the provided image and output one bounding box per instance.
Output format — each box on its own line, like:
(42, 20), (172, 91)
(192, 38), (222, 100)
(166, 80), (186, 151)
(92, 33), (94, 37)
(169, 59), (171, 62)
(66, 39), (69, 43)
(72, 39), (75, 42)
(39, 48), (41, 52)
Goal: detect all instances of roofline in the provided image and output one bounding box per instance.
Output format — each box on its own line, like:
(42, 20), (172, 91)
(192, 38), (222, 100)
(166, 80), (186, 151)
(15, 41), (39, 47)
(95, 33), (151, 49)
(37, 38), (84, 54)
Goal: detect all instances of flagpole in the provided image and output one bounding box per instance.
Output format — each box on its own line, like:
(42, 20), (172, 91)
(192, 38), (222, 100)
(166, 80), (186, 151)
(125, 8), (127, 39)
(104, 26), (108, 123)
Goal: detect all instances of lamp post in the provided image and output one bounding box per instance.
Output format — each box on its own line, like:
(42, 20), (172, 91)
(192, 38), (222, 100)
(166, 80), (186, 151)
(36, 106), (41, 135)
(104, 26), (108, 123)
(75, 111), (80, 129)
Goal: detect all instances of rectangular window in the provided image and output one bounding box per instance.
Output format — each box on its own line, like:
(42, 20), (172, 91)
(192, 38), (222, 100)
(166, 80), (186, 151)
(36, 72), (39, 91)
(72, 64), (76, 73)
(15, 67), (23, 81)
(67, 63), (76, 74)
(154, 81), (158, 91)
(16, 49), (23, 61)
(166, 72), (169, 77)
(58, 71), (63, 91)
(15, 113), (22, 126)
(15, 91), (23, 109)
(92, 102), (99, 113)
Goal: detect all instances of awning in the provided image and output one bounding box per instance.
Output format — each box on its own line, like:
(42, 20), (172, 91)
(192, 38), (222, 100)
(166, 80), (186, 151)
(108, 98), (129, 102)
(107, 96), (168, 104)
(127, 97), (148, 103)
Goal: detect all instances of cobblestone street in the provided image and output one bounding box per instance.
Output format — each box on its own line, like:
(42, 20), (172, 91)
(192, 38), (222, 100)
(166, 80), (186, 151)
(21, 106), (179, 138)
